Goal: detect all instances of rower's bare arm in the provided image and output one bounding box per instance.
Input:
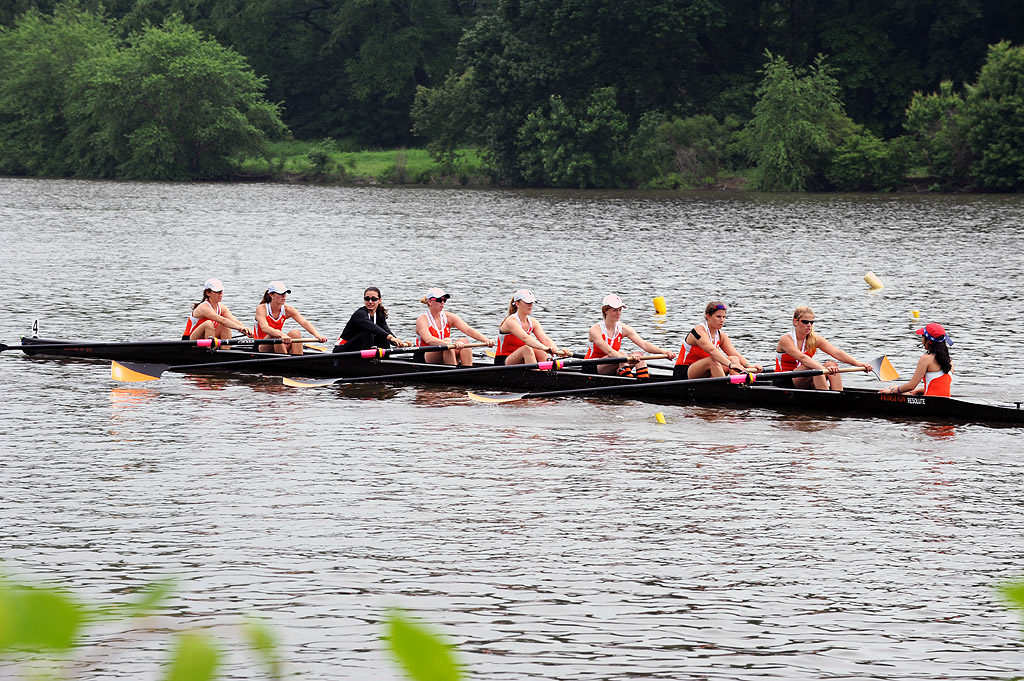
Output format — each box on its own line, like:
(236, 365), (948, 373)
(819, 338), (872, 370)
(290, 308), (326, 343)
(625, 326), (675, 359)
(452, 313), (493, 345)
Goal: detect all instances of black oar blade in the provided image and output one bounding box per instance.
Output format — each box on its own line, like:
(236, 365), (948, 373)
(467, 391), (528, 404)
(111, 361), (170, 382)
(282, 376), (339, 388)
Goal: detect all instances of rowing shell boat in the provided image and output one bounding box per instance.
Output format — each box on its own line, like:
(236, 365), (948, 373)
(13, 336), (1024, 426)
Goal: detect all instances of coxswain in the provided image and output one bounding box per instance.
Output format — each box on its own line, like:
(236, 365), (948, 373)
(183, 278), (253, 340)
(494, 289), (571, 365)
(673, 301), (762, 378)
(333, 286), (412, 353)
(583, 294), (676, 378)
(881, 322), (954, 396)
(254, 281), (328, 354)
(414, 287), (494, 366)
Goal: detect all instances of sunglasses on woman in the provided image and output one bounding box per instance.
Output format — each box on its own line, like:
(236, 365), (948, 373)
(798, 319), (815, 325)
(364, 296), (380, 302)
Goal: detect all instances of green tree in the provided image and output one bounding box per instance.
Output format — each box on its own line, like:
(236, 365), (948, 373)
(515, 87), (627, 188)
(903, 80), (971, 188)
(62, 14), (287, 180)
(454, 0), (723, 182)
(0, 3), (116, 175)
(964, 41), (1024, 191)
(742, 51), (854, 191)
(411, 68), (480, 169)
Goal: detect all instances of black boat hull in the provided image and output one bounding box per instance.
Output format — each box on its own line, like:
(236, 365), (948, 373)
(17, 336), (1024, 425)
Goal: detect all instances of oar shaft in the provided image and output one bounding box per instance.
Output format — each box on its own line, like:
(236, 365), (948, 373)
(159, 342), (486, 373)
(512, 367), (870, 400)
(333, 353), (666, 385)
(6, 337), (317, 352)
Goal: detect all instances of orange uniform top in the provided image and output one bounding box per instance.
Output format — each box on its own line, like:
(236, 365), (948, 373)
(923, 369), (952, 397)
(254, 303), (289, 340)
(416, 310), (451, 347)
(776, 330), (816, 372)
(496, 316), (535, 357)
(584, 321), (622, 359)
(183, 302), (221, 337)
(675, 322), (719, 366)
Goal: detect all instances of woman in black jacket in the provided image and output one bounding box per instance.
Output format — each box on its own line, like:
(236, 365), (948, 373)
(333, 286), (412, 352)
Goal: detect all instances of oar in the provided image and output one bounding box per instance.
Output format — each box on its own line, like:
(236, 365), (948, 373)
(2, 337), (317, 353)
(110, 342), (486, 382)
(281, 354), (669, 388)
(468, 366), (872, 403)
(869, 355), (900, 381)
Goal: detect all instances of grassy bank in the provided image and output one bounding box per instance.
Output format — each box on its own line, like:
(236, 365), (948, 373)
(237, 140), (490, 185)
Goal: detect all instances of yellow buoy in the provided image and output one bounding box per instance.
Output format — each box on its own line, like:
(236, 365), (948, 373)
(653, 296), (667, 315)
(911, 310), (920, 319)
(863, 271), (884, 290)
(655, 412), (667, 424)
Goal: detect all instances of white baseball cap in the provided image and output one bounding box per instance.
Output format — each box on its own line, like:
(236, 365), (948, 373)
(425, 287), (450, 300)
(602, 294), (625, 309)
(268, 280), (291, 294)
(513, 289), (538, 303)
(203, 278), (224, 292)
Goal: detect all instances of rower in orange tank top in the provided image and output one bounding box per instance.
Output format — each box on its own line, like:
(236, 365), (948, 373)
(583, 294), (675, 377)
(254, 280), (328, 354)
(672, 301), (762, 379)
(494, 289), (571, 366)
(183, 278), (253, 341)
(414, 287), (494, 366)
(774, 305), (873, 390)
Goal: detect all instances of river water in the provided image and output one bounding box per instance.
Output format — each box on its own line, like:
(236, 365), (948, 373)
(1, 178), (1023, 680)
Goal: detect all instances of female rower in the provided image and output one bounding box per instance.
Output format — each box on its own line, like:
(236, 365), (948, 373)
(494, 289), (571, 365)
(881, 322), (954, 396)
(333, 286), (412, 353)
(673, 301), (762, 379)
(583, 294), (676, 378)
(774, 305), (874, 390)
(414, 287), (494, 366)
(183, 278), (253, 340)
(254, 281), (329, 355)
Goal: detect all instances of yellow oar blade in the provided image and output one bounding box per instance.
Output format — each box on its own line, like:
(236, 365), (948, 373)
(869, 355), (900, 382)
(467, 391), (526, 404)
(282, 376), (339, 388)
(111, 361), (164, 382)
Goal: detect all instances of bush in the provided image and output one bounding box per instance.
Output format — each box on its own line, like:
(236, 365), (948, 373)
(827, 132), (909, 191)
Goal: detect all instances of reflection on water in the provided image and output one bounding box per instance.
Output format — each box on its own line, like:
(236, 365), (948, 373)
(2, 180), (1024, 680)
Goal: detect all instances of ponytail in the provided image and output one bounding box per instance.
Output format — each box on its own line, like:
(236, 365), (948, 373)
(507, 298), (518, 316)
(928, 339), (953, 373)
(192, 289), (213, 311)
(259, 290), (272, 304)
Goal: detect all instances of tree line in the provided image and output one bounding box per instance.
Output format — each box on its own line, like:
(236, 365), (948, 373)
(1, 0), (1023, 190)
